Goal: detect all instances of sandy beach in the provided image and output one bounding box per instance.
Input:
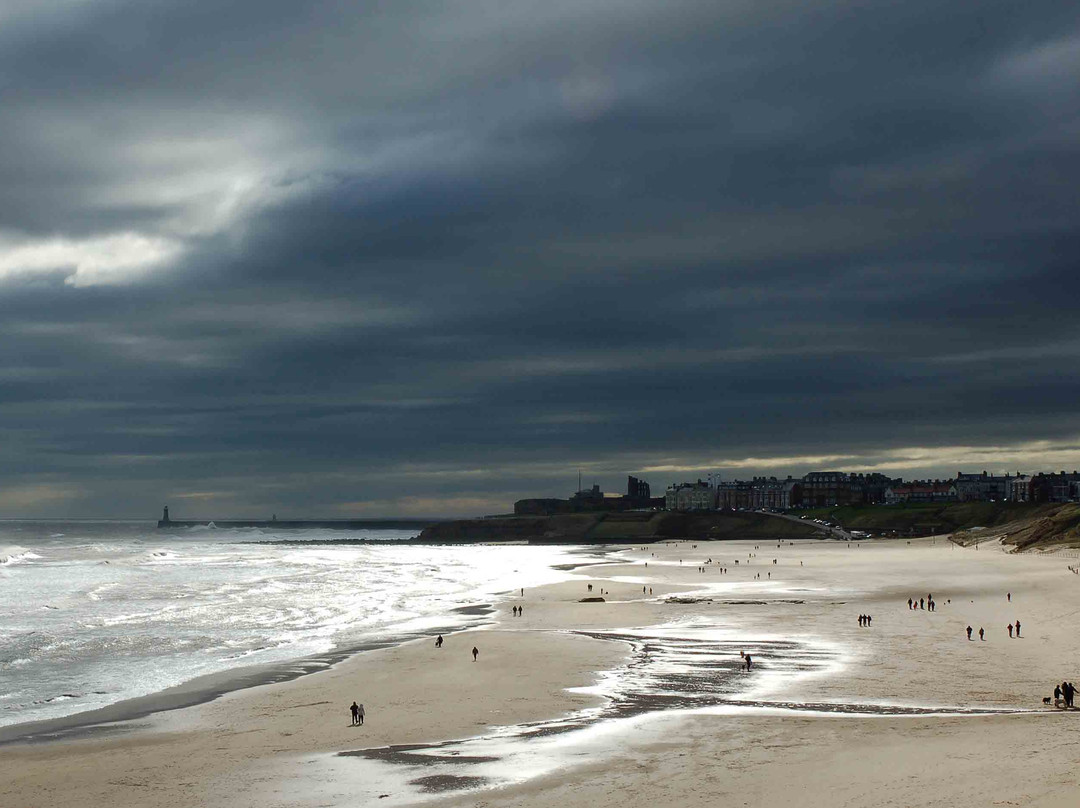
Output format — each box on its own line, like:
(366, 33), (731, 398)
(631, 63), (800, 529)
(3, 536), (1079, 807)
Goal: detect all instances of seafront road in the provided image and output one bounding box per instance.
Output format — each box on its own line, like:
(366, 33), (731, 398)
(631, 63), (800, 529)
(756, 510), (853, 541)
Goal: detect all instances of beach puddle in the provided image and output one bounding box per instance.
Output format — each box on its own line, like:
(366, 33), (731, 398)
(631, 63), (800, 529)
(331, 620), (1031, 805)
(409, 774), (488, 793)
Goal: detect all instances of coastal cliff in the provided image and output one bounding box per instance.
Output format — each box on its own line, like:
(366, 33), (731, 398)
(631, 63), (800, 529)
(418, 510), (824, 543)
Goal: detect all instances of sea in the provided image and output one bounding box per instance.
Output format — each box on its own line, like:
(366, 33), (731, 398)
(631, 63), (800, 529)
(0, 520), (583, 731)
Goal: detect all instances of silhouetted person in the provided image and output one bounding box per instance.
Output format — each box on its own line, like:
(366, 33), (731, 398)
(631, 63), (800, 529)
(472, 646), (479, 661)
(1055, 684), (1062, 707)
(1008, 624), (1013, 638)
(979, 627), (984, 641)
(908, 598), (913, 610)
(357, 703), (365, 725)
(518, 605), (523, 616)
(867, 615), (871, 626)
(745, 653), (753, 671)
(966, 625), (973, 640)
(350, 701), (359, 725)
(435, 634), (443, 648)
(1007, 592), (1011, 602)
(1015, 620), (1021, 637)
(920, 598), (924, 610)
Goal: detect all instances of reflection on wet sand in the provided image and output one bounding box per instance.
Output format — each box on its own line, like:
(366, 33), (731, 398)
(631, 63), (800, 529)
(337, 620), (1030, 804)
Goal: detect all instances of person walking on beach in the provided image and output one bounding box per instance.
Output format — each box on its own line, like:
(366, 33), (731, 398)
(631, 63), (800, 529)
(435, 634), (443, 648)
(472, 646), (479, 661)
(350, 701), (360, 725)
(867, 615), (871, 626)
(745, 653), (753, 671)
(1007, 592), (1011, 602)
(908, 598), (913, 610)
(979, 627), (985, 641)
(1008, 624), (1013, 638)
(1015, 620), (1021, 637)
(966, 625), (973, 640)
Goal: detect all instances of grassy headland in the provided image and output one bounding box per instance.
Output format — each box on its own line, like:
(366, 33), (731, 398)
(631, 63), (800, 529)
(418, 502), (1080, 549)
(417, 510), (823, 543)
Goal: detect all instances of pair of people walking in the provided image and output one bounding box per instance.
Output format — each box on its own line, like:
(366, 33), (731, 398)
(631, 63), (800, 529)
(1055, 681), (1075, 708)
(349, 701), (365, 726)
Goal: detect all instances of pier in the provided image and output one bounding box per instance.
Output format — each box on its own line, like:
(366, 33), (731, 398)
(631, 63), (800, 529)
(157, 506), (435, 531)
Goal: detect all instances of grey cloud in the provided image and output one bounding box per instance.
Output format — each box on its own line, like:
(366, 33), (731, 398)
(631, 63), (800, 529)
(0, 1), (1079, 515)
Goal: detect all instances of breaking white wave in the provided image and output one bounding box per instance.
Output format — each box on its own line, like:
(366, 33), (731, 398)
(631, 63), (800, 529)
(0, 521), (584, 729)
(0, 546), (41, 566)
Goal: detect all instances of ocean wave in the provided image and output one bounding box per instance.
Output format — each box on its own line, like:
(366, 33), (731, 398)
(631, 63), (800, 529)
(0, 531), (584, 731)
(0, 546), (42, 566)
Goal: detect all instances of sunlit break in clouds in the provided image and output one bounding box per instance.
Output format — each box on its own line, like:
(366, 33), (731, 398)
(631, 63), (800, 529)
(2, 1), (1080, 516)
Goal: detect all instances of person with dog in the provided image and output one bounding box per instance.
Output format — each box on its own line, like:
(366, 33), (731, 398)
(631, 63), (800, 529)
(1054, 684), (1063, 707)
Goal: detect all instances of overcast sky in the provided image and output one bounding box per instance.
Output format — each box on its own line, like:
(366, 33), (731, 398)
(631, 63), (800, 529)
(2, 1), (1079, 517)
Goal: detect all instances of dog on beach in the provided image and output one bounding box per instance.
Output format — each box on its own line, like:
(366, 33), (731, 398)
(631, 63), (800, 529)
(1043, 697), (1052, 705)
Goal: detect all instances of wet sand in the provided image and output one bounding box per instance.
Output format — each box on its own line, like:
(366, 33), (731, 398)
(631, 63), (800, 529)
(2, 536), (1079, 807)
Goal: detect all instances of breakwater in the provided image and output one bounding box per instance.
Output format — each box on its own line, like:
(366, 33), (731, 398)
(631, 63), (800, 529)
(157, 515), (436, 531)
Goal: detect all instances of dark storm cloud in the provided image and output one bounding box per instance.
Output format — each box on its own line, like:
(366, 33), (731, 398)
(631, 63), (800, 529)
(2, 1), (1080, 515)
